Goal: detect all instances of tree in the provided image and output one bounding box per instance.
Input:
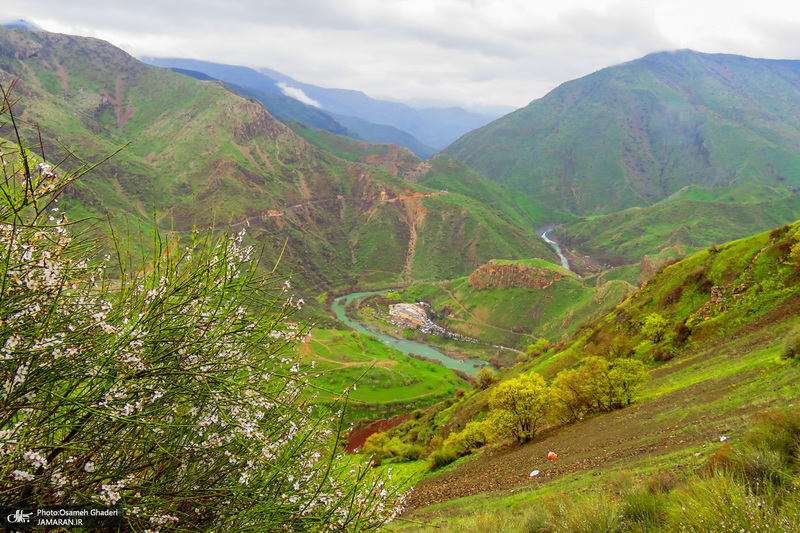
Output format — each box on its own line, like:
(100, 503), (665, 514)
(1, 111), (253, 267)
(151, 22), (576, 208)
(551, 367), (592, 423)
(607, 358), (648, 408)
(525, 338), (551, 358)
(642, 312), (669, 343)
(476, 367), (496, 390)
(551, 356), (649, 420)
(0, 87), (399, 532)
(489, 373), (552, 443)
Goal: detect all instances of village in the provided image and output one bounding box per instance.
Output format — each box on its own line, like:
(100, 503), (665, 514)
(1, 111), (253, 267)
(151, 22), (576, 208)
(385, 302), (484, 345)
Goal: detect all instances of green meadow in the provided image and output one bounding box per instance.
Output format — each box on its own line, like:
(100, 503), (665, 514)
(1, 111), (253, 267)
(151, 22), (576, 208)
(295, 328), (466, 415)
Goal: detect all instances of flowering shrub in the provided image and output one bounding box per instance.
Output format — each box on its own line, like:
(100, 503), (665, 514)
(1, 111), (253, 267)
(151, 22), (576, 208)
(0, 87), (401, 531)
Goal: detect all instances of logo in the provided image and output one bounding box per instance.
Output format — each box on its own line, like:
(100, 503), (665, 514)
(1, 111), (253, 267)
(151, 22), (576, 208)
(6, 509), (32, 524)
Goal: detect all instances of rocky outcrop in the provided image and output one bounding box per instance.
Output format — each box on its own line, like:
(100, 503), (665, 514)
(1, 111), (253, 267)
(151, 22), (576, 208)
(468, 261), (565, 290)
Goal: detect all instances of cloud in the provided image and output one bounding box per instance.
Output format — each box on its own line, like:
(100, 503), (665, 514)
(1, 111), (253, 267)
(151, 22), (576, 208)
(277, 83), (322, 108)
(11, 0), (800, 109)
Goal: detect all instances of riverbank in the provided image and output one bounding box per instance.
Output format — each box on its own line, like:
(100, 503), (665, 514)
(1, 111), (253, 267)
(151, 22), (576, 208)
(332, 291), (487, 376)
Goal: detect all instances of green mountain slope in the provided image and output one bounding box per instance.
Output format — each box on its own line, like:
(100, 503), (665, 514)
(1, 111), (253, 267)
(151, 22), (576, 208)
(0, 27), (556, 292)
(384, 220), (800, 528)
(445, 50), (800, 216)
(552, 186), (800, 268)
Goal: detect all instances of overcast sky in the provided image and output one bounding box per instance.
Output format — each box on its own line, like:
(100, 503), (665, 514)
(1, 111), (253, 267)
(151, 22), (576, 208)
(4, 0), (800, 110)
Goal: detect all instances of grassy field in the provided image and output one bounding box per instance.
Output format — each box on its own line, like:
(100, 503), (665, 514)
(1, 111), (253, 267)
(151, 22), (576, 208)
(295, 328), (466, 417)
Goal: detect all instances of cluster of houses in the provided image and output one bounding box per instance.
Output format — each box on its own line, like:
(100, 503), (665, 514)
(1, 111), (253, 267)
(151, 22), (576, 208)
(387, 302), (482, 344)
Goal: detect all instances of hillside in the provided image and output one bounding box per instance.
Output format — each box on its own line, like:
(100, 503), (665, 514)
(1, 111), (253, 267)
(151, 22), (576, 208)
(382, 220), (800, 530)
(0, 27), (558, 293)
(445, 50), (800, 216)
(552, 184), (800, 268)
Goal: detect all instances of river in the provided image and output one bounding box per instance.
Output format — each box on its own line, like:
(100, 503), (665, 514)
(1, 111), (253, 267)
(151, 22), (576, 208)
(540, 227), (571, 271)
(332, 290), (486, 376)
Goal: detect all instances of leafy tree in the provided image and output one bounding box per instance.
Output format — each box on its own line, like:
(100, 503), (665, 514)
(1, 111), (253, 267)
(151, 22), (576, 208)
(551, 367), (592, 423)
(642, 313), (669, 342)
(0, 88), (399, 531)
(607, 358), (648, 408)
(489, 373), (552, 443)
(476, 367), (496, 390)
(551, 356), (648, 420)
(526, 338), (551, 357)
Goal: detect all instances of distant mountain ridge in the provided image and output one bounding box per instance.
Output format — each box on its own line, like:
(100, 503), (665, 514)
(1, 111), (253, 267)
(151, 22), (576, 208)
(143, 57), (498, 158)
(445, 50), (800, 215)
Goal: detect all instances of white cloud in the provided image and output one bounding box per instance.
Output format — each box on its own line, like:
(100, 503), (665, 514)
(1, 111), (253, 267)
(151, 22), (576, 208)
(7, 0), (800, 108)
(277, 82), (322, 108)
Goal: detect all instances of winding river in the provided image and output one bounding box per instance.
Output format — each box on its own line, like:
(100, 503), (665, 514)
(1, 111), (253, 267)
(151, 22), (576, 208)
(332, 291), (486, 376)
(540, 227), (571, 271)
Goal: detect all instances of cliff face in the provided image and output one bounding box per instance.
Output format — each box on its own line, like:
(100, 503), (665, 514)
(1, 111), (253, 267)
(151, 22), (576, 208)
(468, 261), (565, 290)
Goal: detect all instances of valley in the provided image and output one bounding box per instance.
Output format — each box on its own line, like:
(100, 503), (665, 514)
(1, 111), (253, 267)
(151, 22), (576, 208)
(3, 22), (800, 533)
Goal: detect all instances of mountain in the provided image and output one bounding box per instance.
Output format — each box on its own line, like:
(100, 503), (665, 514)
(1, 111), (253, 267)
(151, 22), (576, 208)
(0, 27), (557, 293)
(1, 19), (42, 31)
(143, 57), (438, 157)
(261, 65), (497, 149)
(142, 58), (499, 153)
(445, 50), (800, 216)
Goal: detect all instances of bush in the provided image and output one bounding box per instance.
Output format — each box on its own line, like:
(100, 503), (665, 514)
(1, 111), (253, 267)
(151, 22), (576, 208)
(781, 329), (800, 359)
(400, 445), (425, 461)
(443, 420), (493, 452)
(526, 338), (551, 358)
(652, 348), (674, 362)
(0, 89), (400, 531)
(428, 447), (459, 471)
(673, 322), (692, 346)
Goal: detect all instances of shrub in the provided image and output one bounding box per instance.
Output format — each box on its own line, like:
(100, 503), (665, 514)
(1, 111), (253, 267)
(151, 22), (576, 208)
(781, 329), (800, 359)
(428, 447), (459, 471)
(0, 89), (400, 531)
(442, 420), (493, 452)
(526, 338), (551, 358)
(661, 285), (683, 306)
(652, 348), (674, 362)
(673, 322), (692, 346)
(400, 445), (425, 462)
